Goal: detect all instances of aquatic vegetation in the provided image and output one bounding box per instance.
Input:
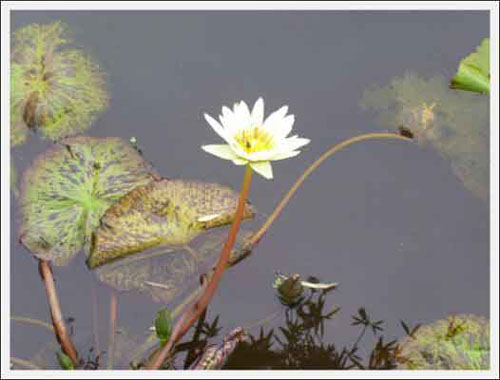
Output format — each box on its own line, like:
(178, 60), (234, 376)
(10, 21), (109, 146)
(88, 179), (255, 268)
(360, 72), (489, 199)
(202, 97), (310, 179)
(451, 38), (490, 94)
(94, 228), (254, 304)
(273, 272), (337, 307)
(397, 314), (489, 369)
(19, 136), (152, 266)
(192, 327), (246, 369)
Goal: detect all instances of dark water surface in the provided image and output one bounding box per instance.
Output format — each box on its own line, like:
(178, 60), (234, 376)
(10, 11), (489, 368)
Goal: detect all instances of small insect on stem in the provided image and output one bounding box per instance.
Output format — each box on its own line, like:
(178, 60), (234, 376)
(397, 126), (414, 139)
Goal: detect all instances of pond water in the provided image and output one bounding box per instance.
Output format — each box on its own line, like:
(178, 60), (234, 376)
(10, 11), (490, 369)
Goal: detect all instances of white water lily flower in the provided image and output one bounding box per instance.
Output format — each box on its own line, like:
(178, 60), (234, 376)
(201, 98), (310, 179)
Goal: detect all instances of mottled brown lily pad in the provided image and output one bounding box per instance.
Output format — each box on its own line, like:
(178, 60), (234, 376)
(19, 136), (153, 266)
(88, 178), (255, 268)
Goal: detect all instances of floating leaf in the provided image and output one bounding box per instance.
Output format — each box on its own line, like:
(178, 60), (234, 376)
(87, 179), (255, 268)
(451, 38), (490, 94)
(93, 228), (255, 304)
(11, 21), (109, 146)
(360, 72), (489, 200)
(397, 314), (489, 369)
(19, 136), (153, 266)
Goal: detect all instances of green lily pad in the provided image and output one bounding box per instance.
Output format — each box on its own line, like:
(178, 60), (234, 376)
(94, 228), (255, 304)
(397, 314), (489, 369)
(450, 38), (490, 94)
(88, 178), (255, 268)
(11, 21), (109, 146)
(19, 136), (153, 266)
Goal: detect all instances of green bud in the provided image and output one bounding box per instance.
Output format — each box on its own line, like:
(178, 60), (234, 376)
(273, 273), (304, 306)
(155, 308), (172, 345)
(56, 350), (75, 370)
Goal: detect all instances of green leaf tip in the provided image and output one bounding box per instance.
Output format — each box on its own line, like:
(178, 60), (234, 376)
(19, 136), (153, 266)
(56, 350), (75, 370)
(450, 38), (490, 94)
(10, 21), (109, 147)
(155, 308), (173, 344)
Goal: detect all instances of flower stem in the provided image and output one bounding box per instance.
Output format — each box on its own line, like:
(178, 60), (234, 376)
(243, 132), (411, 251)
(146, 164), (253, 369)
(38, 259), (79, 366)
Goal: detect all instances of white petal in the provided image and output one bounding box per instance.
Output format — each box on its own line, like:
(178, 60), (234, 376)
(204, 113), (230, 143)
(281, 136), (311, 152)
(201, 144), (238, 161)
(271, 150), (301, 161)
(232, 157), (248, 165)
(251, 97), (264, 126)
(245, 150), (278, 162)
(263, 105), (288, 131)
(250, 161), (274, 179)
(235, 101), (251, 120)
(273, 114), (295, 140)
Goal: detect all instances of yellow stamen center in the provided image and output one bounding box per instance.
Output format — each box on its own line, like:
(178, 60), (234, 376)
(234, 126), (275, 153)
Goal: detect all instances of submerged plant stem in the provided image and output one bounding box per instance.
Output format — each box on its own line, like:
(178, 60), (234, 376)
(10, 356), (42, 370)
(147, 165), (253, 369)
(106, 291), (118, 369)
(38, 259), (79, 366)
(12, 315), (54, 333)
(243, 132), (411, 252)
(90, 279), (101, 356)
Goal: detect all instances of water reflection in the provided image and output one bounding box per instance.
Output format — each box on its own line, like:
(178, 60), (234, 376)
(360, 72), (489, 200)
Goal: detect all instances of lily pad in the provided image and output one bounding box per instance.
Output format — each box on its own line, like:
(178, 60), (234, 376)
(11, 21), (109, 146)
(93, 228), (255, 304)
(19, 136), (153, 266)
(397, 314), (489, 369)
(450, 38), (490, 94)
(87, 178), (255, 268)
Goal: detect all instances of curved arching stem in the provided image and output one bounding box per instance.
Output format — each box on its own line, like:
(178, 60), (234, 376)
(241, 132), (411, 253)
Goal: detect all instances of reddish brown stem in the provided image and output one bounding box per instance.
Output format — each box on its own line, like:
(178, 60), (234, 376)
(38, 259), (79, 366)
(146, 164), (253, 369)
